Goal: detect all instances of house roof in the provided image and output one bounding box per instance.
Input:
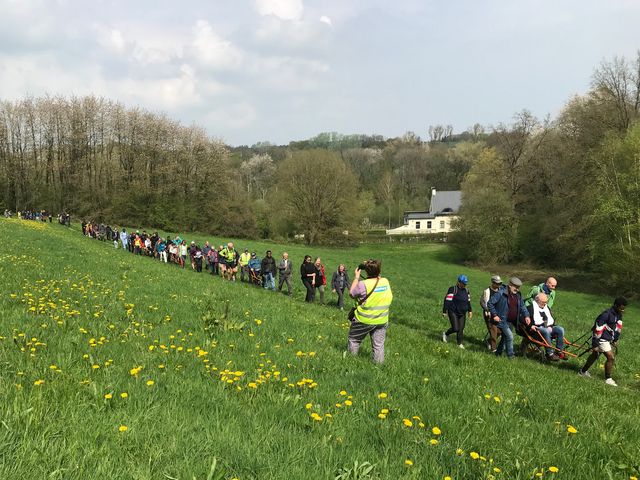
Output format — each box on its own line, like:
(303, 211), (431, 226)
(429, 190), (461, 214)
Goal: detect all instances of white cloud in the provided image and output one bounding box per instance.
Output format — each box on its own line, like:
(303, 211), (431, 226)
(319, 16), (332, 27)
(254, 0), (303, 21)
(189, 20), (244, 70)
(204, 101), (257, 129)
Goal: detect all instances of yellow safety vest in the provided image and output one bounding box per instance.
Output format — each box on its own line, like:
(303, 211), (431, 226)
(355, 277), (393, 325)
(239, 252), (251, 266)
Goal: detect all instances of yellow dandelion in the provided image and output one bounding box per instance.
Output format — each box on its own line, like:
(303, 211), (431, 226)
(310, 413), (323, 422)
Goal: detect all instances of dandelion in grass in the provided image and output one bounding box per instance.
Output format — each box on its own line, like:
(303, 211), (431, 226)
(118, 425), (128, 432)
(404, 459), (413, 466)
(567, 425), (578, 434)
(548, 466), (559, 473)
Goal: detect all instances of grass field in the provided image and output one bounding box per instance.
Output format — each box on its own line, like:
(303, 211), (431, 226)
(0, 218), (638, 480)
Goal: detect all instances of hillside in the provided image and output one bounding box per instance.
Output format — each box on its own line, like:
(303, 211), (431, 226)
(0, 219), (638, 480)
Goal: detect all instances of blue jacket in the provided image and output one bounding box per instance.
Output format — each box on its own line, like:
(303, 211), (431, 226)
(487, 285), (529, 325)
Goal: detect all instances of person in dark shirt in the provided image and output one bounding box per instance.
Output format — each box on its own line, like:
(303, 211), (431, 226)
(300, 255), (316, 303)
(442, 274), (473, 349)
(578, 297), (627, 387)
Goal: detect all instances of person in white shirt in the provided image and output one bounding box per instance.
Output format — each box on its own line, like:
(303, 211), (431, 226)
(523, 293), (565, 361)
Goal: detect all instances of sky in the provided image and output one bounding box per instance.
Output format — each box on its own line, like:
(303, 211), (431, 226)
(1, 0), (638, 146)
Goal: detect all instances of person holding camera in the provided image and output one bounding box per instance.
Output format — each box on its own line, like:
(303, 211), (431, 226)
(347, 259), (393, 364)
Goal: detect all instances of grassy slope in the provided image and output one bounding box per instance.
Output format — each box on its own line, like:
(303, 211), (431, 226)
(0, 219), (638, 480)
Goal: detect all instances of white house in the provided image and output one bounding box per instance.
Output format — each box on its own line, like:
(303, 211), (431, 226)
(386, 188), (461, 235)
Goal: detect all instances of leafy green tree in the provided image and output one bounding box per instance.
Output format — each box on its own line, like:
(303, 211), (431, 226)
(272, 150), (360, 244)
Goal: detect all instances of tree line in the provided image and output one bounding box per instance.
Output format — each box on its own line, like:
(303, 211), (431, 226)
(0, 97), (479, 244)
(2, 53), (639, 289)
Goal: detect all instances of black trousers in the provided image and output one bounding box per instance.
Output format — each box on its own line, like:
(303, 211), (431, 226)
(302, 279), (315, 303)
(445, 311), (466, 345)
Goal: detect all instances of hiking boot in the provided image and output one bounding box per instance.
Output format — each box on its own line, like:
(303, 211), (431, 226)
(442, 332), (448, 343)
(605, 378), (618, 387)
(577, 370), (591, 378)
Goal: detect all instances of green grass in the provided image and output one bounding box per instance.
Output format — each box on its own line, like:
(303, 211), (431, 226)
(0, 218), (638, 480)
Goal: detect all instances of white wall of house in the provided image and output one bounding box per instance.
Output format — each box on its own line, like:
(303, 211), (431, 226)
(386, 215), (457, 235)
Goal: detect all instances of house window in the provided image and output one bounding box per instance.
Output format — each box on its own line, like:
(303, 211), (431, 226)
(427, 221), (432, 229)
(415, 221), (420, 229)
(440, 220), (445, 229)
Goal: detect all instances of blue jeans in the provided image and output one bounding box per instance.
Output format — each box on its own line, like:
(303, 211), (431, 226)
(496, 319), (514, 358)
(534, 325), (565, 355)
(263, 272), (275, 290)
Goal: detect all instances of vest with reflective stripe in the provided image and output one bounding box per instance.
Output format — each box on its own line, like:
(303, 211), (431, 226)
(355, 277), (393, 325)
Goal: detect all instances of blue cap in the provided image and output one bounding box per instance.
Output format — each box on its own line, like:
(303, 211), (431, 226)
(458, 274), (468, 284)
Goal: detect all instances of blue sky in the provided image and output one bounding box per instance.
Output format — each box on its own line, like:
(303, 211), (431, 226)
(1, 0), (638, 145)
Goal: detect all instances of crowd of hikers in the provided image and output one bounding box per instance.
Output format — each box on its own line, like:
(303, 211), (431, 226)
(4, 213), (628, 383)
(79, 221), (354, 308)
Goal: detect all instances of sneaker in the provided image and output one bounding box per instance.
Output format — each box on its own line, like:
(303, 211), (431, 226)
(577, 370), (591, 378)
(458, 344), (465, 350)
(605, 378), (618, 387)
(442, 332), (448, 343)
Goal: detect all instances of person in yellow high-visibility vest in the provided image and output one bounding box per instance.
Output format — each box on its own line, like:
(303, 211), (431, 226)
(347, 259), (393, 364)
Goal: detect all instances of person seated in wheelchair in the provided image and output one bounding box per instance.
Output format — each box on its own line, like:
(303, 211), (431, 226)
(248, 252), (262, 285)
(522, 293), (565, 361)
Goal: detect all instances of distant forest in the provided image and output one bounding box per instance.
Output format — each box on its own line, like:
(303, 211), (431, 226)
(1, 53), (639, 288)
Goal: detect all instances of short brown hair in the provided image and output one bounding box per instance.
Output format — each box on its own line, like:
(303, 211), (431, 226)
(364, 259), (381, 277)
